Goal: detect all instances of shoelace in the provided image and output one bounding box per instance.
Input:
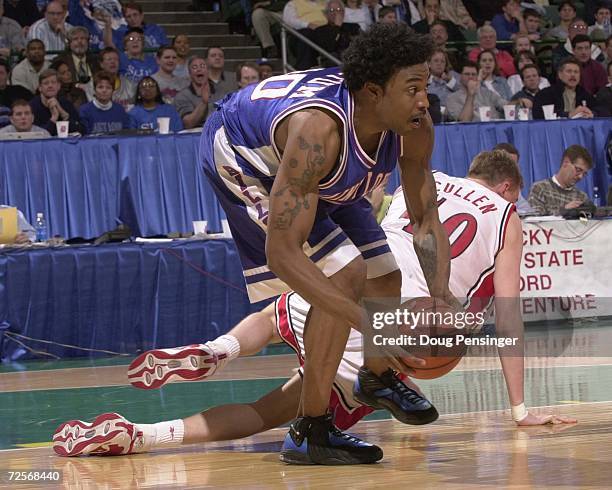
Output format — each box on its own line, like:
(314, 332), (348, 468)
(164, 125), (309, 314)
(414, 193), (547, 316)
(329, 425), (362, 444)
(386, 372), (425, 405)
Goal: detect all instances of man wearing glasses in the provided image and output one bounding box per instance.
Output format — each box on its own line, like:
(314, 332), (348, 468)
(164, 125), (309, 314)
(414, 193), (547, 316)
(527, 145), (594, 215)
(27, 0), (71, 57)
(104, 27), (157, 83)
(552, 19), (606, 71)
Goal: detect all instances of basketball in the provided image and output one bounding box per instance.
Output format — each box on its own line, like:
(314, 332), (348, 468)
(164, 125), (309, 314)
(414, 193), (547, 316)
(397, 297), (467, 380)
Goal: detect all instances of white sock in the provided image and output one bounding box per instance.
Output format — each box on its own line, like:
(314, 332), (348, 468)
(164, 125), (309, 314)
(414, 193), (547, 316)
(206, 334), (241, 368)
(136, 420), (185, 451)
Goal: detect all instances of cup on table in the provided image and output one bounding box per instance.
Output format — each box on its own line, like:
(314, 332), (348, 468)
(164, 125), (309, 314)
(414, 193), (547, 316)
(157, 117), (170, 134)
(56, 121), (69, 138)
(478, 106), (492, 122)
(542, 104), (556, 120)
(503, 105), (516, 121)
(193, 220), (208, 235)
(518, 107), (530, 121)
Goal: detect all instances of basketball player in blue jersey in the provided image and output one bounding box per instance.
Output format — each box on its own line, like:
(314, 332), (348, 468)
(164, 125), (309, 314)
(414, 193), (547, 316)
(191, 23), (462, 465)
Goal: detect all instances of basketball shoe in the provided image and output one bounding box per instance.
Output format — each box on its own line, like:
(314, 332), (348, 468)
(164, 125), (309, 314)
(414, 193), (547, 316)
(353, 367), (439, 425)
(128, 343), (227, 389)
(53, 413), (145, 457)
(279, 414), (383, 465)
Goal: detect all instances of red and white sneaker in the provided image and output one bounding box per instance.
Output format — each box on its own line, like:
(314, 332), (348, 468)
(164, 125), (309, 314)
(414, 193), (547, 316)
(53, 413), (144, 457)
(127, 343), (227, 390)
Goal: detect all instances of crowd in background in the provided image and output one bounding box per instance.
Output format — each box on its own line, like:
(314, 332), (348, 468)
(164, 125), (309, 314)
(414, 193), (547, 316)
(0, 0), (610, 139)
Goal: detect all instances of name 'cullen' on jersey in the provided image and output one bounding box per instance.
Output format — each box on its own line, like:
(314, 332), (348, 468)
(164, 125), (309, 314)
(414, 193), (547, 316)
(216, 67), (400, 205)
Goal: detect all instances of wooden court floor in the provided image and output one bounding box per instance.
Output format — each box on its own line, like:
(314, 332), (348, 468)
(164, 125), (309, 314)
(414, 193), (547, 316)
(2, 324), (612, 489)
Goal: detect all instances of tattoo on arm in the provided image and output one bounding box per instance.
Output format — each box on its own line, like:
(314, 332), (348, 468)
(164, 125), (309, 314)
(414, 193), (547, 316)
(272, 136), (328, 230)
(414, 231), (438, 286)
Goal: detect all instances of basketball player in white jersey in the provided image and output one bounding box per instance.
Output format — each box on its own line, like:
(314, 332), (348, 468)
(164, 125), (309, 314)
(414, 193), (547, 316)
(53, 151), (575, 457)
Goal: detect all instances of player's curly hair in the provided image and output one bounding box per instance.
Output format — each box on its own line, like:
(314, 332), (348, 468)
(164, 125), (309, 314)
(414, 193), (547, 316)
(342, 24), (434, 91)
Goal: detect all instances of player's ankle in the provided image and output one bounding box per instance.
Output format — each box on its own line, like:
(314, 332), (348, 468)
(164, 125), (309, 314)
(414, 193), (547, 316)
(207, 334), (241, 362)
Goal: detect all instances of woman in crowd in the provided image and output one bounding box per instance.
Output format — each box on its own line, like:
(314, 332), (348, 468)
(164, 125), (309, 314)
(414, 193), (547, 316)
(30, 69), (83, 135)
(172, 34), (191, 79)
(427, 48), (460, 106)
(507, 51), (550, 97)
(343, 0), (372, 31)
(151, 46), (190, 105)
(50, 59), (89, 110)
(477, 49), (513, 101)
(128, 76), (183, 132)
(79, 71), (129, 135)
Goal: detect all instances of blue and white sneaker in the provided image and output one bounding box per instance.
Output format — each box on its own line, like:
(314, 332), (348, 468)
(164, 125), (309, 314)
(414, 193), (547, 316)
(279, 414), (383, 465)
(353, 367), (439, 425)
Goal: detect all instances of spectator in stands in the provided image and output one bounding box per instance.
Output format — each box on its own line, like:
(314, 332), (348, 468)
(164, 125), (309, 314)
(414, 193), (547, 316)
(0, 1), (25, 58)
(0, 60), (32, 127)
(10, 39), (49, 93)
(434, 0), (476, 30)
(152, 46), (189, 105)
(251, 0), (287, 58)
(528, 145), (594, 215)
(552, 19), (605, 70)
(257, 58), (274, 79)
(29, 68), (82, 135)
(0, 99), (49, 136)
(429, 19), (463, 69)
(468, 25), (516, 77)
(52, 26), (99, 90)
(446, 60), (508, 122)
(513, 34), (533, 56)
(606, 34), (612, 65)
(66, 0), (120, 51)
(50, 58), (88, 109)
(427, 47), (460, 106)
(532, 57), (598, 119)
(2, 0), (42, 31)
(493, 142), (533, 215)
(491, 0), (527, 42)
(128, 76), (183, 132)
(477, 48), (513, 100)
(315, 0), (360, 66)
(282, 0), (328, 70)
(523, 8), (541, 42)
(507, 51), (549, 95)
(510, 64), (542, 109)
(363, 0), (381, 24)
(377, 6), (397, 24)
(112, 2), (168, 49)
(27, 1), (71, 55)
(79, 71), (128, 134)
(205, 46), (238, 97)
(589, 5), (611, 39)
(545, 1), (576, 41)
(595, 61), (612, 116)
(413, 0), (464, 43)
(172, 34), (191, 79)
(236, 61), (260, 89)
(572, 34), (608, 95)
(98, 46), (136, 110)
(175, 56), (220, 129)
(344, 0), (372, 31)
(108, 27), (158, 83)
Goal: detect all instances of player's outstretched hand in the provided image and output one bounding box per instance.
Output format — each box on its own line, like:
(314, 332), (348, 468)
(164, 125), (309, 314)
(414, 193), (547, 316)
(516, 412), (577, 426)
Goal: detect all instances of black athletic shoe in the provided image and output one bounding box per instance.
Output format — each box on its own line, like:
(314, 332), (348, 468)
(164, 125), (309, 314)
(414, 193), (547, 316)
(353, 367), (439, 425)
(279, 414), (383, 465)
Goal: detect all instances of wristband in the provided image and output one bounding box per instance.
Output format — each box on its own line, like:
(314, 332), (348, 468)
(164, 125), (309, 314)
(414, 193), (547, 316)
(511, 403), (528, 422)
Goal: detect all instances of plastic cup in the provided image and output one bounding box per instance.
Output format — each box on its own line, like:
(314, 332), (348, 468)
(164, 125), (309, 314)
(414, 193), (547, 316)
(157, 117), (170, 134)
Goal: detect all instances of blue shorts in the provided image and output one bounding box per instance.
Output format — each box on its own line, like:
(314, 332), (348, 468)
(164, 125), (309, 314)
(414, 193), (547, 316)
(200, 111), (398, 302)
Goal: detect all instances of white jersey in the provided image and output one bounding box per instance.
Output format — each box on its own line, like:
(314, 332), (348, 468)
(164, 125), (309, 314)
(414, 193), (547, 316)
(382, 172), (516, 312)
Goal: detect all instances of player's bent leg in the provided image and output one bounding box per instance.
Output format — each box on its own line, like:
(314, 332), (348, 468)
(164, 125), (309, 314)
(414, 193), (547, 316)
(128, 304), (278, 389)
(283, 257), (382, 465)
(357, 269), (439, 425)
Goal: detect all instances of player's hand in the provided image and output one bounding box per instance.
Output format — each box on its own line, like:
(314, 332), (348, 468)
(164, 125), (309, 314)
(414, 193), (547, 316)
(383, 347), (426, 377)
(564, 199), (584, 209)
(516, 412), (577, 426)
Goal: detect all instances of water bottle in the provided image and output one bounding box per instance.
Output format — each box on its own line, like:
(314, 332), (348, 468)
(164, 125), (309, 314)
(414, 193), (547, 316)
(592, 186), (601, 207)
(35, 212), (48, 242)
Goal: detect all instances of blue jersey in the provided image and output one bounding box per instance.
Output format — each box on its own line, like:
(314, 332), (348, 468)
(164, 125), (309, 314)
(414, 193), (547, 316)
(215, 67), (400, 205)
